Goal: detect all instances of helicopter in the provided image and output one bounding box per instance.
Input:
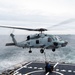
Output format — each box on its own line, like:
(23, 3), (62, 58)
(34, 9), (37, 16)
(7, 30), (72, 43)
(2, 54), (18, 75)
(0, 24), (68, 53)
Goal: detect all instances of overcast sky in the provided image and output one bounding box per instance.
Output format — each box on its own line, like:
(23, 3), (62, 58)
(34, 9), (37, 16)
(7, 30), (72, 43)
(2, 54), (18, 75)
(0, 0), (75, 34)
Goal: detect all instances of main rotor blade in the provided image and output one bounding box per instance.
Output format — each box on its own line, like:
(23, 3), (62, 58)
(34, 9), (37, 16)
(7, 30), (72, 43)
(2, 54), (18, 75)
(0, 25), (35, 31)
(47, 18), (75, 30)
(0, 18), (74, 32)
(0, 25), (47, 32)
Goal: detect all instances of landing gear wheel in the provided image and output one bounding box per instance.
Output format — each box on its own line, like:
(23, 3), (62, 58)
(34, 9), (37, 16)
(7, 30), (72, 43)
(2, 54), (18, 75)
(52, 49), (55, 52)
(29, 50), (32, 53)
(40, 49), (44, 53)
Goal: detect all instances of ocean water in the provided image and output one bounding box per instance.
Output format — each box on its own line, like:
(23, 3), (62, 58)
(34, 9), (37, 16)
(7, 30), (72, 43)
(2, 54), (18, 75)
(0, 35), (75, 73)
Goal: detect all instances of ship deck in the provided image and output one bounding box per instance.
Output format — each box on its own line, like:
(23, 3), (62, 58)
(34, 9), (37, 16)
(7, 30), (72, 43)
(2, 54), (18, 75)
(13, 61), (75, 75)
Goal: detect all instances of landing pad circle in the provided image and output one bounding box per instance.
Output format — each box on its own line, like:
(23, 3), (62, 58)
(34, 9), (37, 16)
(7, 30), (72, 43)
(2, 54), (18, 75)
(25, 70), (63, 75)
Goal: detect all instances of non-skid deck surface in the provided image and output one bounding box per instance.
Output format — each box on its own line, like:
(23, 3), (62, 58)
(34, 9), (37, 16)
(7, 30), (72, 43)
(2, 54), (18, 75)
(14, 62), (75, 75)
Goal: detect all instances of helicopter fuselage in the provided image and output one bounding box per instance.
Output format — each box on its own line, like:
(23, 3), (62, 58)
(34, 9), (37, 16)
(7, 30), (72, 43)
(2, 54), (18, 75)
(25, 34), (67, 49)
(10, 33), (68, 53)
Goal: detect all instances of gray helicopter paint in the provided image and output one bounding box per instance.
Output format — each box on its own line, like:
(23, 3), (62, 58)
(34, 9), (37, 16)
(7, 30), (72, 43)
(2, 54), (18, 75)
(9, 33), (68, 52)
(0, 25), (68, 52)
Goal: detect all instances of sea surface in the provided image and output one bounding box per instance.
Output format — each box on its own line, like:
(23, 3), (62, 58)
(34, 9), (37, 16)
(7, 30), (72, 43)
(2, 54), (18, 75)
(0, 35), (75, 73)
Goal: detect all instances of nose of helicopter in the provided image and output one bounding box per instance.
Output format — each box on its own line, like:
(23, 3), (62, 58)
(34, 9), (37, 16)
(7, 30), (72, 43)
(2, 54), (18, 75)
(61, 41), (68, 47)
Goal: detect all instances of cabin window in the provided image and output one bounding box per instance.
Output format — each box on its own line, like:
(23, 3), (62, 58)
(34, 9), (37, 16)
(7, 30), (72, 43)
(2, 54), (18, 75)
(27, 36), (30, 40)
(48, 38), (51, 42)
(36, 40), (39, 44)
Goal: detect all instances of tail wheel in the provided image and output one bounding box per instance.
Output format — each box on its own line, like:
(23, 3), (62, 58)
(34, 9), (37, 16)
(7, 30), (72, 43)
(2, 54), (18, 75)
(40, 49), (44, 53)
(10, 33), (14, 37)
(52, 49), (55, 52)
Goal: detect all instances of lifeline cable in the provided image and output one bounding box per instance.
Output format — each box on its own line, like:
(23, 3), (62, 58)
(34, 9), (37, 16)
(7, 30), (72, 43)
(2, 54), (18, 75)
(44, 52), (47, 62)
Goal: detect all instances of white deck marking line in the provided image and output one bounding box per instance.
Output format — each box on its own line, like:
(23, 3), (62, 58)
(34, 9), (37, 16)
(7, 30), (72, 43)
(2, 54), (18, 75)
(56, 69), (59, 71)
(34, 67), (38, 69)
(28, 66), (32, 69)
(25, 70), (64, 75)
(18, 73), (22, 75)
(68, 70), (72, 72)
(38, 67), (43, 70)
(45, 72), (49, 75)
(25, 70), (44, 75)
(23, 62), (32, 67)
(23, 66), (27, 68)
(53, 71), (64, 75)
(27, 66), (43, 70)
(61, 69), (66, 72)
(54, 62), (59, 68)
(14, 61), (32, 75)
(73, 71), (75, 73)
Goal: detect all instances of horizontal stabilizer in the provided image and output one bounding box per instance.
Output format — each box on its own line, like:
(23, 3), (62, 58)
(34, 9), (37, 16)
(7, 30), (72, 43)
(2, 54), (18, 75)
(6, 43), (15, 46)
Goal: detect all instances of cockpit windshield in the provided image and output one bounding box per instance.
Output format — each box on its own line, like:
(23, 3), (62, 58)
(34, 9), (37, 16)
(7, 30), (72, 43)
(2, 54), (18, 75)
(53, 36), (62, 41)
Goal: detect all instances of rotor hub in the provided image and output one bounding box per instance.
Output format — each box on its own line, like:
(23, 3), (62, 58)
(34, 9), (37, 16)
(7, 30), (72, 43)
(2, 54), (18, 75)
(35, 28), (47, 33)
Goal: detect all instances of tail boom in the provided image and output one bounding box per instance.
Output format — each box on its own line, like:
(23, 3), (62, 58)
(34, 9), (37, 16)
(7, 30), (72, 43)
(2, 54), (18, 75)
(6, 43), (15, 46)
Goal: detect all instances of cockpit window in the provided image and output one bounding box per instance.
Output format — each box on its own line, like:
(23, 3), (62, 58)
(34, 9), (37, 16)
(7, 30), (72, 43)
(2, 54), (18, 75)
(55, 37), (57, 40)
(55, 36), (62, 41)
(48, 37), (52, 42)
